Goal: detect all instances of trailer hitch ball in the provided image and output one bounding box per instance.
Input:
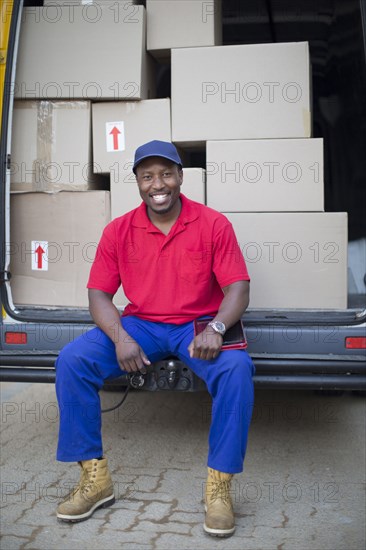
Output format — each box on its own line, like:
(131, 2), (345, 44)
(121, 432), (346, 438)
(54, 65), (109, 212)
(157, 360), (180, 389)
(167, 360), (178, 388)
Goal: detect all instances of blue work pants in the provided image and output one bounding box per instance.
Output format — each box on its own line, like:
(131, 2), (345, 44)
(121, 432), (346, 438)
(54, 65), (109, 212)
(55, 316), (255, 474)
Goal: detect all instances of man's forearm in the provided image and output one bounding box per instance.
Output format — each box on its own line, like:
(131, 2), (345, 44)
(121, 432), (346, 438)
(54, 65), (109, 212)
(88, 289), (151, 372)
(88, 289), (130, 345)
(213, 280), (249, 330)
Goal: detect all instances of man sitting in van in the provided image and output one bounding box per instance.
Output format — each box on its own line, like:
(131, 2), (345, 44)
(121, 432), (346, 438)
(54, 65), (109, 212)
(55, 140), (255, 538)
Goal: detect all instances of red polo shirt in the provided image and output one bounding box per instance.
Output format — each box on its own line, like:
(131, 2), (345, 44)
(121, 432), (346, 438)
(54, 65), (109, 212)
(87, 194), (250, 324)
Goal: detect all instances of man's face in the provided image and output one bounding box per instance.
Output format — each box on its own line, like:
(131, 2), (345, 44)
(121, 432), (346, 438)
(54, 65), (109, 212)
(135, 157), (183, 216)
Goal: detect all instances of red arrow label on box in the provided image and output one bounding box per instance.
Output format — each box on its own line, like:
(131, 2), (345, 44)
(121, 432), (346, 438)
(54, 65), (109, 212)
(32, 241), (48, 271)
(35, 245), (45, 269)
(106, 121), (125, 153)
(109, 126), (121, 151)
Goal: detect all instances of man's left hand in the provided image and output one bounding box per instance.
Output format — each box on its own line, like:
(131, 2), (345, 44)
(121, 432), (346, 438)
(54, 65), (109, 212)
(188, 329), (223, 361)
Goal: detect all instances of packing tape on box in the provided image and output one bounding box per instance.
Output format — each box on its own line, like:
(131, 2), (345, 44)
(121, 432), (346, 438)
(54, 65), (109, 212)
(12, 100), (93, 192)
(34, 100), (54, 191)
(33, 100), (89, 191)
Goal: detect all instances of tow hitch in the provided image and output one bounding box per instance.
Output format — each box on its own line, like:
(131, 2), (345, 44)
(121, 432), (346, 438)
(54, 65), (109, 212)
(128, 358), (205, 391)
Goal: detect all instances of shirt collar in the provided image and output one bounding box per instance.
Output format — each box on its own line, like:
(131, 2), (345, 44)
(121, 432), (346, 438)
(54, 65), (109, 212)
(131, 194), (199, 229)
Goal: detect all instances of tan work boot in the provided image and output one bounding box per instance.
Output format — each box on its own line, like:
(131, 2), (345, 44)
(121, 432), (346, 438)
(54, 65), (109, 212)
(57, 457), (115, 522)
(204, 467), (235, 537)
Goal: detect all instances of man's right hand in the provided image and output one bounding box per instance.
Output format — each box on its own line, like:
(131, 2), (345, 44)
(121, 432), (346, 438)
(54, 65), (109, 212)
(115, 339), (151, 374)
(88, 289), (151, 374)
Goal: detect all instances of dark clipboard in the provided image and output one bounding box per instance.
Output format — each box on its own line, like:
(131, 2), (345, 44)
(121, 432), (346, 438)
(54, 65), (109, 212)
(193, 317), (248, 350)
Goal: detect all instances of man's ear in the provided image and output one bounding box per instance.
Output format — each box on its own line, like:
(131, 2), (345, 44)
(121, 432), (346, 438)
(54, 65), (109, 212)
(178, 168), (183, 186)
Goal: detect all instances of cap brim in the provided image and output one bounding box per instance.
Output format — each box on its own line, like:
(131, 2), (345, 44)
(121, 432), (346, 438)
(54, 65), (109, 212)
(133, 154), (182, 174)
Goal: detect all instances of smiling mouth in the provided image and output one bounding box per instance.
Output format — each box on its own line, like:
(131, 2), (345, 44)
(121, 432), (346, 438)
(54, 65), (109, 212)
(150, 193), (170, 204)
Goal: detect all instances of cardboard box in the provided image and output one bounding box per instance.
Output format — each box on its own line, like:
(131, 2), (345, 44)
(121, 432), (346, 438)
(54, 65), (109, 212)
(92, 98), (171, 174)
(10, 192), (111, 307)
(225, 212), (348, 309)
(110, 170), (140, 219)
(182, 168), (206, 204)
(207, 139), (323, 212)
(92, 98), (171, 218)
(15, 5), (154, 100)
(172, 42), (311, 145)
(10, 100), (104, 192)
(147, 0), (222, 59)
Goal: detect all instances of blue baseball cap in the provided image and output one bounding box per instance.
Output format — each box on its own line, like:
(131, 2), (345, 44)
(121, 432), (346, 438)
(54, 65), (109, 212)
(133, 140), (182, 174)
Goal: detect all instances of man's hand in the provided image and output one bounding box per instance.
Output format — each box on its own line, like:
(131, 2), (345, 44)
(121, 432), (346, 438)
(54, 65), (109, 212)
(88, 289), (151, 373)
(188, 328), (223, 361)
(115, 338), (151, 373)
(187, 280), (250, 361)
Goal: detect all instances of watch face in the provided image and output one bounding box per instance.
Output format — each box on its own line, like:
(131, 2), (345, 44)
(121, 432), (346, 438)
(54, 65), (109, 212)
(210, 321), (226, 335)
(215, 322), (226, 333)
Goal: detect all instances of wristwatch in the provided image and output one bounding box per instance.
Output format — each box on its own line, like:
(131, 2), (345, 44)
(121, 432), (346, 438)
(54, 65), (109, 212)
(208, 321), (226, 336)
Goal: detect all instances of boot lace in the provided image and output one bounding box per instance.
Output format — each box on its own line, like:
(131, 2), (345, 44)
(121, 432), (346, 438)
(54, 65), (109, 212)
(80, 469), (99, 497)
(61, 466), (99, 504)
(208, 479), (232, 507)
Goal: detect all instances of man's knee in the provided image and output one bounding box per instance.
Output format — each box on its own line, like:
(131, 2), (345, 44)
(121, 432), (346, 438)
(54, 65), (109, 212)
(57, 340), (76, 367)
(56, 337), (89, 379)
(226, 351), (255, 378)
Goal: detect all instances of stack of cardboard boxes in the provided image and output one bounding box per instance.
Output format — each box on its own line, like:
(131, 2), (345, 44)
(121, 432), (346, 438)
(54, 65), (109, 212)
(10, 0), (217, 308)
(171, 40), (347, 309)
(10, 0), (347, 310)
(11, 0), (148, 308)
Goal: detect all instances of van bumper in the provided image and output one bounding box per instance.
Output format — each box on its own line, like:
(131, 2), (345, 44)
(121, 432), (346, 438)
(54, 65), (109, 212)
(1, 354), (365, 390)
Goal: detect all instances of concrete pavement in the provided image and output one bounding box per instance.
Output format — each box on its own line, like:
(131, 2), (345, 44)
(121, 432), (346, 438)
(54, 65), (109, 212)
(0, 382), (365, 549)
